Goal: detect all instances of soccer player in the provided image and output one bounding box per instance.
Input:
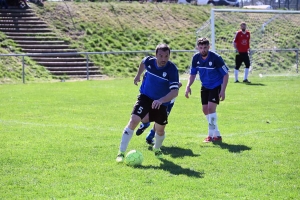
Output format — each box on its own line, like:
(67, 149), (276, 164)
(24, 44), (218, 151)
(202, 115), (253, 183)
(136, 82), (182, 145)
(185, 37), (229, 143)
(116, 44), (180, 162)
(233, 22), (251, 83)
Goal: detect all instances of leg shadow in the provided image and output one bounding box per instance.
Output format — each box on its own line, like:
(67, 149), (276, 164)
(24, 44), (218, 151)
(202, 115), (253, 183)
(147, 146), (200, 158)
(212, 142), (251, 153)
(136, 158), (204, 178)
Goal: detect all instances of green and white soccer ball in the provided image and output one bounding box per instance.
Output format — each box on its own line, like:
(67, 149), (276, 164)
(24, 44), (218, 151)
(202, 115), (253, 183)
(124, 150), (144, 166)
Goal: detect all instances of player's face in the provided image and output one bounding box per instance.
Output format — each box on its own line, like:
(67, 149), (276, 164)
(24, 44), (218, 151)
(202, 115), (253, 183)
(198, 44), (210, 57)
(156, 50), (170, 67)
(241, 24), (246, 31)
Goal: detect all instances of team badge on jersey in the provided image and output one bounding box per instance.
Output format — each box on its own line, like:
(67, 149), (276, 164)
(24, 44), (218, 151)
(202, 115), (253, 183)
(209, 62), (212, 66)
(163, 72), (167, 77)
(147, 65), (151, 69)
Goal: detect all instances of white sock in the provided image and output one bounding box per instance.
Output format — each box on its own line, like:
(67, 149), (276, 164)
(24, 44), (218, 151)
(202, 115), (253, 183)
(244, 68), (249, 80)
(119, 127), (133, 152)
(208, 113), (217, 137)
(154, 133), (165, 149)
(234, 69), (239, 81)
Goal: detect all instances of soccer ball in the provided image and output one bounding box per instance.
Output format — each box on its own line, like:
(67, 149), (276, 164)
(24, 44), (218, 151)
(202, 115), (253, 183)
(124, 150), (144, 166)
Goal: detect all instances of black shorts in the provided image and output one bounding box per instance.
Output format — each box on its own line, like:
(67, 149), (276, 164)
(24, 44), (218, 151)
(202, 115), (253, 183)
(132, 94), (168, 125)
(235, 52), (250, 69)
(201, 85), (221, 105)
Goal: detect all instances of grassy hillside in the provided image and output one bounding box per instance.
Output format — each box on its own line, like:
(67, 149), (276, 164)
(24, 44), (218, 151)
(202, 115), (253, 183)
(33, 2), (210, 77)
(0, 2), (299, 82)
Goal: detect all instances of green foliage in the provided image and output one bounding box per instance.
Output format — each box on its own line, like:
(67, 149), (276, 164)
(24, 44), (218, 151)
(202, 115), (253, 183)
(0, 2), (299, 81)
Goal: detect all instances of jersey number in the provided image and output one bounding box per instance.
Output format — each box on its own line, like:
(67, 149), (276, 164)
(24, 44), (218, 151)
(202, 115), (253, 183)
(137, 106), (143, 114)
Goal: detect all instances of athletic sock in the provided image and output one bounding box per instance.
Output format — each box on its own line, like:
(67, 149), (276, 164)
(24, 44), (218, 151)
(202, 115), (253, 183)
(244, 68), (249, 80)
(146, 129), (155, 141)
(142, 122), (150, 128)
(119, 127), (133, 152)
(234, 69), (239, 81)
(154, 133), (165, 149)
(208, 113), (217, 137)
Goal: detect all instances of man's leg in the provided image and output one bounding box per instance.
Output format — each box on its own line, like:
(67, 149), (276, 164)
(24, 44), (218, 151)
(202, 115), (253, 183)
(235, 54), (242, 83)
(136, 114), (150, 136)
(116, 114), (141, 162)
(243, 54), (251, 83)
(153, 123), (165, 159)
(146, 125), (155, 145)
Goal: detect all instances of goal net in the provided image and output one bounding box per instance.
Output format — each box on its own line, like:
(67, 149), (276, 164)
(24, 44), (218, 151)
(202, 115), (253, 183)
(196, 9), (300, 76)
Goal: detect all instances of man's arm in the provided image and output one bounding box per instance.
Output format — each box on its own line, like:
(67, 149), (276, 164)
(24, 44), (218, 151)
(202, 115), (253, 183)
(233, 32), (238, 52)
(152, 89), (179, 109)
(219, 73), (229, 101)
(185, 75), (196, 98)
(134, 61), (145, 85)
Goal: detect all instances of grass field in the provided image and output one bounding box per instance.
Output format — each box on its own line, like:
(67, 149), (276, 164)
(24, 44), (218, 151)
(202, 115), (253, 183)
(1, 76), (300, 199)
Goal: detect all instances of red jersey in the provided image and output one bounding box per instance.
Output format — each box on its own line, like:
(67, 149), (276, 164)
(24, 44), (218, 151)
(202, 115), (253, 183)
(233, 30), (250, 53)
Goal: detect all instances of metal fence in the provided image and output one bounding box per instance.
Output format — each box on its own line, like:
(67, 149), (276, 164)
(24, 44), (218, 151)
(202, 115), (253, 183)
(0, 49), (298, 83)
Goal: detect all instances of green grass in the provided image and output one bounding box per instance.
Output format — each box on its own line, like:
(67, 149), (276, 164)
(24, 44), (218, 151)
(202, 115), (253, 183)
(1, 76), (300, 199)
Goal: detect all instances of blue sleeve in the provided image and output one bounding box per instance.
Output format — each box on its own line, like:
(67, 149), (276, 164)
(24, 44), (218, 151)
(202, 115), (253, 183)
(190, 54), (198, 75)
(142, 56), (151, 65)
(215, 55), (229, 76)
(169, 65), (180, 90)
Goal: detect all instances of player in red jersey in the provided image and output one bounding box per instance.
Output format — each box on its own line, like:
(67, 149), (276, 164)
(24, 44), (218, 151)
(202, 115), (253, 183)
(233, 22), (251, 83)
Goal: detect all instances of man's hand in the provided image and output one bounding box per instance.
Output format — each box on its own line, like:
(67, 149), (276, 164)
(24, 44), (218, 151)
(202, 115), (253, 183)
(219, 91), (226, 101)
(134, 76), (140, 85)
(152, 100), (162, 109)
(185, 86), (191, 98)
(178, 82), (182, 88)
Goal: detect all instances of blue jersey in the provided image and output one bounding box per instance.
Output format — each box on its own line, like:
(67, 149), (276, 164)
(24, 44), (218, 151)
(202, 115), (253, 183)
(140, 56), (179, 106)
(190, 51), (228, 89)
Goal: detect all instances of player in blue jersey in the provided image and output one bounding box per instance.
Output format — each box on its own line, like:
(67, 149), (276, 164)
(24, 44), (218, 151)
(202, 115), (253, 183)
(135, 83), (182, 145)
(116, 44), (180, 163)
(185, 37), (229, 143)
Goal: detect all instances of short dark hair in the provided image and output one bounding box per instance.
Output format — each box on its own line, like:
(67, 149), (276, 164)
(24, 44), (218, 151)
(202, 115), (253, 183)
(197, 37), (210, 46)
(155, 44), (171, 55)
(240, 22), (246, 26)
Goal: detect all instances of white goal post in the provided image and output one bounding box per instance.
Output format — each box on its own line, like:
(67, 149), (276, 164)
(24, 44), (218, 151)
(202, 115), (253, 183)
(196, 8), (300, 75)
(210, 9), (300, 52)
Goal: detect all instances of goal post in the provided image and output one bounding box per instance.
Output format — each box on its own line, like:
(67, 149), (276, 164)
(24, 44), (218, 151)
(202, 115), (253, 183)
(210, 9), (300, 52)
(196, 8), (300, 75)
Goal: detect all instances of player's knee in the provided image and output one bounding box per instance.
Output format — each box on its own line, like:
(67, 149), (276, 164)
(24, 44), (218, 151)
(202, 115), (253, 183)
(128, 114), (141, 129)
(235, 66), (240, 70)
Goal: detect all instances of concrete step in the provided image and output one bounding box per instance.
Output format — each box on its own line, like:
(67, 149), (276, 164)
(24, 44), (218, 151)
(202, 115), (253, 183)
(0, 9), (33, 14)
(0, 24), (48, 28)
(32, 57), (87, 62)
(0, 20), (45, 24)
(29, 54), (83, 58)
(7, 36), (61, 40)
(22, 49), (77, 53)
(45, 67), (99, 70)
(0, 28), (52, 32)
(19, 44), (71, 49)
(5, 32), (56, 36)
(57, 74), (106, 79)
(15, 40), (66, 45)
(38, 62), (94, 67)
(0, 13), (37, 17)
(49, 70), (101, 75)
(0, 17), (41, 20)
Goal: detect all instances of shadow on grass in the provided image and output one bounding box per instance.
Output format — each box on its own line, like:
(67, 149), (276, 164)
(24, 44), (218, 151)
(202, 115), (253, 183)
(244, 82), (266, 86)
(148, 146), (200, 158)
(136, 158), (204, 178)
(212, 142), (252, 153)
